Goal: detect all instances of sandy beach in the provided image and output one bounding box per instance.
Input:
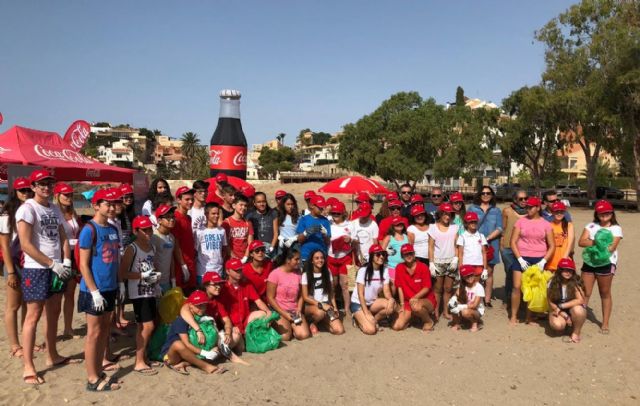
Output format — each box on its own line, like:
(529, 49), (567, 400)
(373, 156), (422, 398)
(1, 183), (639, 405)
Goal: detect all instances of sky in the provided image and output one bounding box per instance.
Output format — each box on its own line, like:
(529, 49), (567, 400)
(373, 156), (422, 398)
(0, 0), (578, 147)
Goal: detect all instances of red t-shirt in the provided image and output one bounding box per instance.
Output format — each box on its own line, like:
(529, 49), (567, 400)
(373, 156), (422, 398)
(219, 280), (259, 333)
(242, 260), (273, 302)
(395, 261), (436, 310)
(171, 210), (196, 289)
(223, 216), (254, 259)
(206, 298), (228, 326)
(377, 216), (409, 241)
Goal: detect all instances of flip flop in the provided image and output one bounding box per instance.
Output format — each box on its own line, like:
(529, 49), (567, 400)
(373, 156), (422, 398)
(102, 362), (121, 372)
(47, 357), (84, 367)
(164, 361), (189, 376)
(214, 366), (228, 375)
(23, 374), (45, 385)
(33, 343), (46, 353)
(149, 360), (163, 368)
(134, 367), (158, 376)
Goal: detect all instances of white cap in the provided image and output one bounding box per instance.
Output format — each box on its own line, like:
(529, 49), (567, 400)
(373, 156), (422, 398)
(219, 89), (241, 99)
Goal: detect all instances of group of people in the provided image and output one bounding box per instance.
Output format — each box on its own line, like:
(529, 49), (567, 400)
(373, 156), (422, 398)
(1, 172), (622, 390)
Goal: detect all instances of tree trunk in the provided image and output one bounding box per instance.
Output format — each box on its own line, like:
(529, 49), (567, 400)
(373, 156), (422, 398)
(635, 134), (640, 208)
(585, 155), (598, 200)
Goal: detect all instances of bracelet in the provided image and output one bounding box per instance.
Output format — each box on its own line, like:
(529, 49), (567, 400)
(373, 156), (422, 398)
(7, 272), (16, 275)
(196, 329), (203, 333)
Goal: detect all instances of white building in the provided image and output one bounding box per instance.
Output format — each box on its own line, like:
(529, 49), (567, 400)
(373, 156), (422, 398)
(97, 139), (134, 167)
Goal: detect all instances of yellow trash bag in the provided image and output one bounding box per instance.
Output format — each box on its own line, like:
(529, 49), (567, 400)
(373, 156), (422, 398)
(521, 265), (553, 313)
(158, 287), (185, 324)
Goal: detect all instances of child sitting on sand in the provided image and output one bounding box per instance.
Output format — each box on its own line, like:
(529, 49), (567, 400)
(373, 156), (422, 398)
(450, 265), (485, 332)
(547, 258), (586, 343)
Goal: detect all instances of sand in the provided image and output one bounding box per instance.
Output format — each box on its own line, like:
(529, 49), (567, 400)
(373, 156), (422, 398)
(1, 182), (639, 405)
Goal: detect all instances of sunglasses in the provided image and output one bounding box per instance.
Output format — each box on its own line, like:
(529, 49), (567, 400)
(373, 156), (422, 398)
(552, 210), (565, 215)
(373, 252), (387, 257)
(516, 197), (527, 201)
(400, 191), (412, 195)
(17, 188), (33, 194)
(481, 192), (493, 196)
(160, 215), (176, 220)
(252, 247), (266, 253)
(330, 212), (342, 216)
(123, 194), (134, 199)
(546, 199), (558, 204)
(431, 194), (442, 198)
(35, 182), (54, 188)
(390, 207), (401, 210)
(402, 252), (415, 257)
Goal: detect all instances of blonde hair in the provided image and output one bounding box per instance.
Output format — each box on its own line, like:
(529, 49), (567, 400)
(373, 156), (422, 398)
(54, 193), (78, 219)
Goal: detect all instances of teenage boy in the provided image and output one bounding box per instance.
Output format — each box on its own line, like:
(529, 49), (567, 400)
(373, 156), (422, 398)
(189, 180), (209, 231)
(78, 188), (122, 391)
(172, 186), (196, 291)
(16, 170), (75, 385)
(152, 204), (177, 293)
(350, 202), (379, 264)
(220, 184), (237, 221)
(195, 202), (228, 282)
(296, 195), (331, 263)
(222, 194), (254, 263)
(301, 190), (316, 216)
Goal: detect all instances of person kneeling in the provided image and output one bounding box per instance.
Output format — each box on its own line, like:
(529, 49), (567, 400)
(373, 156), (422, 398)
(547, 258), (586, 344)
(301, 250), (344, 336)
(449, 265), (485, 332)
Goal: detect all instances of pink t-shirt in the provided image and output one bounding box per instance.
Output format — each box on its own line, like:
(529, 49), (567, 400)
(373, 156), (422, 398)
(514, 217), (552, 257)
(267, 267), (301, 313)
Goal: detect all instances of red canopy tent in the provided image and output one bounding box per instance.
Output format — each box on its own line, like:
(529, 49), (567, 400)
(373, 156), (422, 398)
(0, 126), (136, 183)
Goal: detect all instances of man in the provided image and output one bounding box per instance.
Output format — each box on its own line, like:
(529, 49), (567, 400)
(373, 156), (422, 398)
(172, 186), (196, 290)
(398, 183), (413, 217)
(541, 190), (572, 222)
(424, 187), (444, 218)
(17, 170), (75, 385)
(296, 195), (331, 263)
(189, 179), (209, 231)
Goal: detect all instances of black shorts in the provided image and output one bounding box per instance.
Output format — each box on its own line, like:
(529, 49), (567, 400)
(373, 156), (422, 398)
(416, 257), (429, 266)
(78, 290), (117, 316)
(581, 263), (616, 275)
(132, 297), (157, 323)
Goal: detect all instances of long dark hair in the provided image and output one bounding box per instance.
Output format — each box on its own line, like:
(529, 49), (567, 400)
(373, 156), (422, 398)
(473, 186), (496, 206)
(0, 190), (24, 235)
(278, 194), (299, 226)
(364, 256), (386, 285)
(148, 178), (171, 205)
(387, 222), (406, 236)
(303, 250), (332, 297)
(457, 276), (477, 305)
(548, 271), (585, 305)
(593, 211), (619, 226)
(276, 245), (300, 268)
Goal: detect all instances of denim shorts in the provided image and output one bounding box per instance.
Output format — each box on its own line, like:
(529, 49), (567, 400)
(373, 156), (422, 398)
(510, 256), (543, 272)
(349, 301), (363, 314)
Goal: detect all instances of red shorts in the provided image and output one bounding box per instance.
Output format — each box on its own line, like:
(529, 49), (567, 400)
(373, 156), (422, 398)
(469, 265), (483, 276)
(327, 255), (352, 276)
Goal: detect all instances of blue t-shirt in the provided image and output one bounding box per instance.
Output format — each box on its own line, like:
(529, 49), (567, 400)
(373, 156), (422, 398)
(161, 315), (190, 356)
(78, 221), (121, 293)
(296, 214), (331, 260)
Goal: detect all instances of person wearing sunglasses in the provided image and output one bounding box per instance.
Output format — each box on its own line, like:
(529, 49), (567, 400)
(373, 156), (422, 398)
(398, 183), (413, 216)
(425, 187), (444, 219)
(500, 189), (528, 308)
(242, 240), (273, 303)
(541, 190), (573, 223)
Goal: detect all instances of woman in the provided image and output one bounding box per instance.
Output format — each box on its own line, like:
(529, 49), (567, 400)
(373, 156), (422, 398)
(276, 194), (300, 252)
(301, 250), (344, 336)
(266, 248), (310, 341)
(509, 196), (555, 325)
(53, 183), (81, 339)
(246, 192), (278, 255)
(408, 205), (429, 265)
(546, 201), (574, 272)
(350, 244), (396, 335)
(547, 258), (586, 343)
(1, 178), (33, 358)
(467, 186), (503, 307)
(578, 200), (622, 334)
(243, 240), (273, 303)
(500, 190), (528, 308)
(142, 178), (171, 217)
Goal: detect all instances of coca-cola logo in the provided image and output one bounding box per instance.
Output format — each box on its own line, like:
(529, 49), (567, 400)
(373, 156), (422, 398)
(233, 152), (247, 166)
(210, 149), (222, 165)
(69, 123), (90, 150)
(86, 169), (101, 178)
(34, 144), (95, 165)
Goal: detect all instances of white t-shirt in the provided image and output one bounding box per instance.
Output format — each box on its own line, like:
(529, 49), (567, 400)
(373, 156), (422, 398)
(279, 214), (297, 239)
(408, 225), (430, 259)
(301, 272), (333, 303)
(329, 220), (352, 259)
(141, 200), (153, 217)
(0, 214), (20, 262)
(464, 282), (486, 316)
(189, 206), (207, 231)
(584, 222), (623, 265)
(195, 227), (227, 276)
(126, 243), (158, 299)
(52, 206), (80, 249)
(457, 230), (488, 266)
(427, 223), (459, 260)
(151, 231), (175, 285)
(15, 199), (62, 269)
(350, 219), (379, 262)
(350, 266), (390, 306)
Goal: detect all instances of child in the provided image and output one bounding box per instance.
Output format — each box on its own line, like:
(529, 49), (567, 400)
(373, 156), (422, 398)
(427, 203), (459, 320)
(546, 201), (575, 272)
(151, 204), (177, 294)
(189, 180), (210, 231)
(456, 212), (489, 283)
(195, 202), (228, 283)
(381, 216), (409, 282)
(577, 200), (622, 334)
(160, 290), (226, 375)
(408, 205), (430, 265)
(296, 195), (331, 264)
(349, 202), (379, 264)
(301, 250), (344, 336)
(172, 186), (196, 290)
(243, 240), (274, 303)
(118, 215), (160, 375)
(223, 193), (254, 263)
(547, 258), (586, 343)
(327, 201), (353, 316)
(450, 265), (485, 332)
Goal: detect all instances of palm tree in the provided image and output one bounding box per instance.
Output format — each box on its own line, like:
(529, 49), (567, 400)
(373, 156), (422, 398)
(276, 132), (286, 145)
(180, 132), (201, 178)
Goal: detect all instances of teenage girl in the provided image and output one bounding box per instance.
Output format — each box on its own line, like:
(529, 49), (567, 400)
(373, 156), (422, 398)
(276, 194), (300, 252)
(450, 265), (485, 332)
(546, 201), (575, 272)
(578, 200), (622, 334)
(547, 258), (586, 343)
(449, 192), (466, 235)
(142, 178), (171, 217)
(381, 217), (409, 284)
(242, 240), (273, 303)
(301, 250), (344, 336)
(456, 212), (489, 286)
(327, 201), (353, 316)
(408, 205), (430, 265)
(427, 203), (459, 320)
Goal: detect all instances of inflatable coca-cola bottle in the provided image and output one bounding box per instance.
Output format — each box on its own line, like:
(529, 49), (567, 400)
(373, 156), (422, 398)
(209, 89), (248, 179)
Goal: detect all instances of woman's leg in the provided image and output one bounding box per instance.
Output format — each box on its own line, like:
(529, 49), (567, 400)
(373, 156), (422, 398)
(442, 276), (455, 319)
(62, 278), (77, 336)
(273, 316), (293, 341)
(581, 272), (596, 307)
(569, 306), (587, 340)
(392, 309), (412, 331)
(5, 281), (23, 355)
(433, 276), (444, 319)
(596, 274), (614, 331)
(353, 309), (377, 335)
(510, 271), (523, 324)
(369, 298), (393, 321)
(485, 264), (495, 305)
(410, 299), (434, 331)
(291, 317), (311, 340)
(303, 305), (325, 336)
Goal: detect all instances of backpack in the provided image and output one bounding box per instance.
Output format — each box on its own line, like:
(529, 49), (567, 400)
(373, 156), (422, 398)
(74, 220), (120, 274)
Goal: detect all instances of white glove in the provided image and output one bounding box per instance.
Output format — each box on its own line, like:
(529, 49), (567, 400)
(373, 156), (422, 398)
(90, 290), (106, 312)
(146, 272), (159, 284)
(536, 258), (547, 270)
(171, 278), (176, 289)
(241, 256), (248, 264)
(51, 260), (71, 280)
(199, 349), (218, 360)
(285, 236), (297, 248)
(181, 264), (190, 281)
(429, 262), (437, 277)
(320, 226), (328, 236)
(217, 331), (233, 358)
(118, 282), (126, 302)
(268, 246), (275, 254)
(448, 295), (459, 312)
(517, 257), (530, 270)
(449, 257), (459, 271)
(63, 258), (73, 278)
(481, 268), (489, 281)
(199, 316), (214, 323)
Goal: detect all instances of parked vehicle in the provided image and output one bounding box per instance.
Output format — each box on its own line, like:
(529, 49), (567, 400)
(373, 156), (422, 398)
(555, 184), (586, 198)
(596, 186), (625, 200)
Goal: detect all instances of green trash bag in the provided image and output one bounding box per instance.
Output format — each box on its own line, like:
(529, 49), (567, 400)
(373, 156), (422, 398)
(188, 316), (218, 359)
(582, 229), (613, 267)
(147, 323), (170, 361)
(245, 312), (281, 354)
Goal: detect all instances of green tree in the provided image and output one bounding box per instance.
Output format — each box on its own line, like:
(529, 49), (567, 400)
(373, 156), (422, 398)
(297, 128), (312, 146)
(276, 132), (286, 145)
(455, 86), (465, 107)
(311, 131), (332, 145)
(258, 146), (295, 179)
(179, 132), (202, 179)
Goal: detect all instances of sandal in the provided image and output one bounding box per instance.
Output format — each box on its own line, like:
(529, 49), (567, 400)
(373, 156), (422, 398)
(101, 362), (121, 372)
(164, 361), (189, 376)
(23, 374), (45, 385)
(33, 343), (46, 353)
(86, 375), (120, 392)
(134, 367), (158, 376)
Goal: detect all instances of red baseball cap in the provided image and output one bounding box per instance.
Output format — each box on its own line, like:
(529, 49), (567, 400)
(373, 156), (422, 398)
(326, 197), (340, 207)
(275, 190), (287, 199)
(175, 186), (195, 199)
(202, 272), (224, 285)
(460, 265), (476, 278)
(385, 192), (398, 201)
(369, 244), (385, 255)
(304, 190), (317, 200)
(225, 258), (243, 272)
(12, 177), (30, 190)
(557, 258), (576, 271)
(410, 194), (424, 204)
(248, 240), (265, 252)
(550, 201), (567, 212)
(29, 169), (55, 184)
(240, 186), (255, 198)
(525, 197), (542, 207)
(388, 199), (402, 208)
(132, 215), (153, 230)
(449, 192), (464, 203)
(215, 173), (228, 184)
(119, 183), (134, 195)
(91, 188), (120, 204)
(410, 205), (426, 217)
(356, 192), (371, 203)
(400, 244), (415, 255)
(330, 201), (346, 214)
(310, 195), (326, 208)
(358, 202), (372, 216)
(155, 204), (176, 218)
(186, 290), (209, 306)
(594, 200), (613, 214)
(53, 182), (74, 195)
(463, 212), (479, 222)
(439, 202), (454, 213)
(391, 216), (405, 226)
(107, 187), (123, 201)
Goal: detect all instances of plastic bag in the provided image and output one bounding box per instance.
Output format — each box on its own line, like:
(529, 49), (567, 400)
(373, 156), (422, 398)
(245, 312), (281, 354)
(521, 264), (553, 313)
(582, 229), (613, 267)
(158, 287), (185, 324)
(147, 323), (170, 361)
(188, 316), (218, 359)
